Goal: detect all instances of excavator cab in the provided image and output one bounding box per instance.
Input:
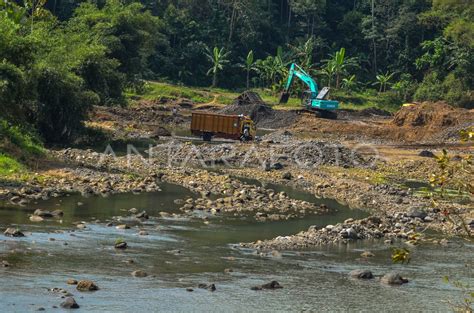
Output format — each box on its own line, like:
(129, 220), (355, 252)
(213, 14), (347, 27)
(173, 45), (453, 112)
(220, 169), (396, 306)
(301, 90), (314, 106)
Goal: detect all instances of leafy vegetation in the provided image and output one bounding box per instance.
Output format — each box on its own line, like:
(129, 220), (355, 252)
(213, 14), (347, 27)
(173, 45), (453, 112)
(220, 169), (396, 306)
(1, 0), (472, 150)
(429, 145), (473, 237)
(0, 154), (24, 177)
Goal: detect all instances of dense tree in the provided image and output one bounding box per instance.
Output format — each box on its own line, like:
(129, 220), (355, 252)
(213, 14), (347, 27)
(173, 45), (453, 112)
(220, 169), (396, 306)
(1, 0), (473, 147)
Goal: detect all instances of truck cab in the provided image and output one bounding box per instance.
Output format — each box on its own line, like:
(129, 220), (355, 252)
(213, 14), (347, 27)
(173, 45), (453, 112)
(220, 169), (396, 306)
(241, 118), (256, 141)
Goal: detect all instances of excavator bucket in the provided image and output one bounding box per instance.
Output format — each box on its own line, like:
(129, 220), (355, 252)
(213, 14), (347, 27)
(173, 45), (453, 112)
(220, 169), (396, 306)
(279, 92), (290, 104)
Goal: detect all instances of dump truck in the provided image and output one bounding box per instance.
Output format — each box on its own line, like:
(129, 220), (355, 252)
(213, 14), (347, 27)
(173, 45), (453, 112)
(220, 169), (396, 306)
(191, 112), (256, 141)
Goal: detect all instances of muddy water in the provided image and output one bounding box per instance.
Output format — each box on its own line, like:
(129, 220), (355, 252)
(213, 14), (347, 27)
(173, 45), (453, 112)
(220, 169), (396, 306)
(0, 182), (472, 312)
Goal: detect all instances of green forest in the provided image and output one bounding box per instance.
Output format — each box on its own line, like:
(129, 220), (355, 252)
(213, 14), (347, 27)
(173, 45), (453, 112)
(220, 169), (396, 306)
(1, 0), (473, 144)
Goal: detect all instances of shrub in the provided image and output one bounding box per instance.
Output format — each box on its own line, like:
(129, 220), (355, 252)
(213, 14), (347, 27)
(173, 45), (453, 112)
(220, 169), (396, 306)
(34, 68), (99, 143)
(414, 72), (445, 102)
(0, 60), (27, 120)
(442, 73), (473, 108)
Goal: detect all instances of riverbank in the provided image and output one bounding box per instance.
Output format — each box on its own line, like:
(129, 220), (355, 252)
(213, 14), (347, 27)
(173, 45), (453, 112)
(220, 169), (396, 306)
(1, 94), (472, 247)
(1, 144), (471, 242)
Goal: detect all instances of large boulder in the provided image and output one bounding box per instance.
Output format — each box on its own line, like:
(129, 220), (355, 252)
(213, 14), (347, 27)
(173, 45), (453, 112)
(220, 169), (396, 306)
(349, 269), (374, 279)
(251, 280), (283, 290)
(131, 270), (148, 278)
(33, 209), (53, 218)
(407, 208), (428, 220)
(4, 227), (24, 237)
(381, 273), (409, 285)
(76, 280), (99, 291)
(198, 283), (216, 291)
(418, 150), (435, 158)
(60, 297), (80, 309)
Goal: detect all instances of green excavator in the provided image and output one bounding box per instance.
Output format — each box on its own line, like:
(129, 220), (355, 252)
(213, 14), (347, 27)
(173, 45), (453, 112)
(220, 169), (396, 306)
(279, 63), (338, 119)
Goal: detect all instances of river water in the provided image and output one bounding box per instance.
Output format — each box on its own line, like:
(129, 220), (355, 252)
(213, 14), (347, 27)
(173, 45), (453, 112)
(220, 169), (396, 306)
(0, 182), (472, 312)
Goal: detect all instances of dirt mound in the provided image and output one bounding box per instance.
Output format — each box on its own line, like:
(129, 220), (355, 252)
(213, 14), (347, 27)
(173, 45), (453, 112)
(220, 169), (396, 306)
(232, 91), (266, 106)
(392, 102), (465, 128)
(219, 91), (299, 128)
(219, 91), (273, 124)
(391, 102), (474, 142)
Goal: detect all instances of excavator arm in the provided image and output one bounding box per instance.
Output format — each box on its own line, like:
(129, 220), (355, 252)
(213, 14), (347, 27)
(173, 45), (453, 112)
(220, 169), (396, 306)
(279, 63), (318, 104)
(278, 63), (338, 118)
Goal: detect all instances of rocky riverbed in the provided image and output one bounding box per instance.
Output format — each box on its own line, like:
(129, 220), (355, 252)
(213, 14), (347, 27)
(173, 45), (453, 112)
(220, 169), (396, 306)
(1, 142), (471, 236)
(240, 209), (443, 250)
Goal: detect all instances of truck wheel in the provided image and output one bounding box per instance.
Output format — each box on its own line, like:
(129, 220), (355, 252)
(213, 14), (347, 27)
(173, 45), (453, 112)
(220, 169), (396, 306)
(240, 135), (250, 142)
(203, 132), (212, 141)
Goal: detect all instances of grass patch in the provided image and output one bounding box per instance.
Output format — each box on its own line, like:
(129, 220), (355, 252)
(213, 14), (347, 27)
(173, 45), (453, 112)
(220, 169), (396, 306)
(128, 81), (403, 113)
(127, 81), (240, 105)
(0, 119), (44, 178)
(332, 90), (403, 112)
(0, 153), (24, 176)
(0, 119), (44, 157)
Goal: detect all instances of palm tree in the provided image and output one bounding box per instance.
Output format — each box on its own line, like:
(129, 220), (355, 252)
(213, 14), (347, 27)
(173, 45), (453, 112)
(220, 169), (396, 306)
(205, 46), (230, 88)
(323, 48), (358, 89)
(373, 71), (395, 92)
(239, 50), (257, 89)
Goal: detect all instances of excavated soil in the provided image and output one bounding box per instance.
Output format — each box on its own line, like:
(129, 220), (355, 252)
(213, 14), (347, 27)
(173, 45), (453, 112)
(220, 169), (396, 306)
(391, 102), (474, 142)
(219, 91), (299, 128)
(89, 91), (472, 146)
(291, 102), (474, 144)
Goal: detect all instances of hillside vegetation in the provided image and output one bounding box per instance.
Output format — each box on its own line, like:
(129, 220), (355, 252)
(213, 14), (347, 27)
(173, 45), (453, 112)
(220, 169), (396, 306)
(0, 0), (472, 151)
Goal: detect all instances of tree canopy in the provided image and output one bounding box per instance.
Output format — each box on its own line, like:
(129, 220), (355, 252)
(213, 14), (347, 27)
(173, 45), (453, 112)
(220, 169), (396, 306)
(1, 0), (472, 143)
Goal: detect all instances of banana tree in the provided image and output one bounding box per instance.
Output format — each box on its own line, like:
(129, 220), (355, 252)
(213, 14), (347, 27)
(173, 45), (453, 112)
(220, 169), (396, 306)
(205, 46), (230, 88)
(239, 50), (257, 89)
(288, 36), (315, 71)
(341, 74), (357, 92)
(255, 47), (288, 91)
(321, 61), (336, 89)
(373, 71), (395, 92)
(323, 47), (358, 89)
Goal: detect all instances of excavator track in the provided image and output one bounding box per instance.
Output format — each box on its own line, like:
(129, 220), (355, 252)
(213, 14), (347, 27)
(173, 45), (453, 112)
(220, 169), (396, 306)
(303, 108), (338, 120)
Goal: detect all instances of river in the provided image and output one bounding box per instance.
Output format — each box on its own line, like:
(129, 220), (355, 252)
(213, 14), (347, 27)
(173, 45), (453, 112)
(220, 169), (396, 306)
(0, 182), (472, 312)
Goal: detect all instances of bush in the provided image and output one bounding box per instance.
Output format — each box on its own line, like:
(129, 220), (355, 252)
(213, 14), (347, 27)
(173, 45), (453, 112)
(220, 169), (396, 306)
(442, 73), (473, 109)
(34, 69), (99, 143)
(415, 72), (473, 108)
(414, 72), (444, 102)
(78, 56), (125, 106)
(0, 60), (27, 120)
(0, 153), (24, 176)
(0, 120), (43, 156)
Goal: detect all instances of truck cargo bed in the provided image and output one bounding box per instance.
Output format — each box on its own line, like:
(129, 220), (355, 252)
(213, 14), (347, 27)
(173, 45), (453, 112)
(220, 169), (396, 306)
(191, 112), (242, 140)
